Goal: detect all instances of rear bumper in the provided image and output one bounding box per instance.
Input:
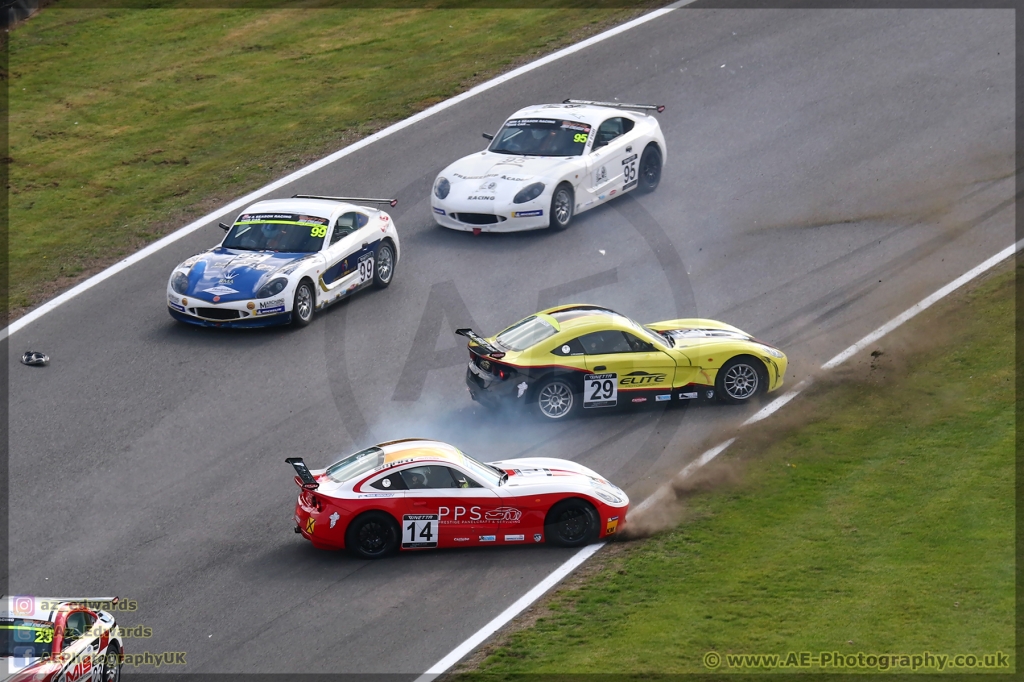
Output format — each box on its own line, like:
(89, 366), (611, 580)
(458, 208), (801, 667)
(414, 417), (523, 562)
(465, 365), (524, 408)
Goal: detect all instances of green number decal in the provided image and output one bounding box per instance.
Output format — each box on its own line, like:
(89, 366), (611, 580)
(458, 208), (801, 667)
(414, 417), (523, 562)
(34, 629), (54, 644)
(573, 133), (588, 144)
(310, 225), (328, 238)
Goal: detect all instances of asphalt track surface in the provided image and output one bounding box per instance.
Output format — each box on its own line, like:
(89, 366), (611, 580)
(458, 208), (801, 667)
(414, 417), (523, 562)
(7, 7), (1013, 677)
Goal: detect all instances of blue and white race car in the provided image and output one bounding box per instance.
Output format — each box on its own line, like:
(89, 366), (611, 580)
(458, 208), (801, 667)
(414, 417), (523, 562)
(167, 195), (400, 328)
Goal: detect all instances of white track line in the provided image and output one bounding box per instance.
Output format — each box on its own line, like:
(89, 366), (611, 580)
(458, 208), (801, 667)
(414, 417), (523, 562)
(418, 239), (1021, 679)
(0, 1), (691, 343)
(412, 541), (605, 682)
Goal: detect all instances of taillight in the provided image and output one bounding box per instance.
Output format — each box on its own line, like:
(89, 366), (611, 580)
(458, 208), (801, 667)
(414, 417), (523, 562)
(301, 491), (323, 511)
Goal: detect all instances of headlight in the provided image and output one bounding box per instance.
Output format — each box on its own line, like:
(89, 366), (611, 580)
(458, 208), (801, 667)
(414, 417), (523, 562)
(513, 182), (545, 204)
(434, 177), (450, 200)
(257, 278), (288, 299)
(595, 489), (623, 504)
(170, 270), (189, 295)
(759, 345), (784, 359)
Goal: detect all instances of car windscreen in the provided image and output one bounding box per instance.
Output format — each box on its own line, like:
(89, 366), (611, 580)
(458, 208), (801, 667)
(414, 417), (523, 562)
(488, 118), (592, 157)
(0, 620), (54, 658)
(495, 315), (558, 351)
(460, 452), (502, 487)
(324, 447), (386, 483)
(222, 213), (329, 253)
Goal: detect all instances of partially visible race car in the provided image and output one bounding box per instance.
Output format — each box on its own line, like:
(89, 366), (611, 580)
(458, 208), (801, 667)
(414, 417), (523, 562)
(458, 304), (788, 419)
(167, 195), (400, 328)
(431, 99), (666, 233)
(1, 596), (124, 682)
(286, 438), (628, 558)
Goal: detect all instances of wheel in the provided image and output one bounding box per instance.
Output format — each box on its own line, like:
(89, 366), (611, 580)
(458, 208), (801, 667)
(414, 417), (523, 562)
(291, 280), (315, 328)
(102, 643), (121, 682)
(535, 377), (579, 420)
(548, 183), (574, 231)
(545, 499), (598, 547)
(373, 240), (396, 289)
(716, 355), (767, 404)
(637, 144), (662, 193)
(345, 511), (399, 559)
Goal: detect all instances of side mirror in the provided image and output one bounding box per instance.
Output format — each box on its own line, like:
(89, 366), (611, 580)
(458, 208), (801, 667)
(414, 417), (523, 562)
(482, 132), (494, 141)
(218, 222), (231, 231)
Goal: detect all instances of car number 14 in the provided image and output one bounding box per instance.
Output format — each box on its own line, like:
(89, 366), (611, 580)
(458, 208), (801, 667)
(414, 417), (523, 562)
(402, 514), (439, 548)
(584, 373), (617, 408)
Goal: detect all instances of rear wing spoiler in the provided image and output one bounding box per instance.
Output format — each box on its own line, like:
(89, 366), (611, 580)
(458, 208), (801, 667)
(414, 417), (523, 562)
(292, 195), (398, 208)
(563, 99), (665, 113)
(285, 458), (320, 490)
(455, 329), (505, 359)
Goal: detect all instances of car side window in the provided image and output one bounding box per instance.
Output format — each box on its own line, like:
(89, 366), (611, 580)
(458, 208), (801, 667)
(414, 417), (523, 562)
(623, 332), (655, 352)
(551, 338), (585, 356)
(401, 466), (480, 489)
(370, 472), (409, 491)
(593, 117), (635, 150)
(331, 212), (370, 244)
(62, 612), (88, 649)
(578, 330), (634, 354)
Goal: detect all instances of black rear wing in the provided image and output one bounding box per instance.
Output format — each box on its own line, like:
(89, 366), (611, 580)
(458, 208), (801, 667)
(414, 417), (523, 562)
(285, 458), (320, 490)
(563, 99), (665, 113)
(456, 329), (505, 358)
(292, 195), (398, 208)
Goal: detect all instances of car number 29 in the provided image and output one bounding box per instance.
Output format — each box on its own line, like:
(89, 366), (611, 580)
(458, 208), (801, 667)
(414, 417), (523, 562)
(358, 255), (375, 284)
(584, 373), (617, 408)
(402, 514), (439, 549)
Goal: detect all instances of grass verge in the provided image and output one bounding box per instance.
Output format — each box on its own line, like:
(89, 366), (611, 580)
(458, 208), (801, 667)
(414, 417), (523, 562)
(7, 1), (661, 317)
(450, 261), (1016, 677)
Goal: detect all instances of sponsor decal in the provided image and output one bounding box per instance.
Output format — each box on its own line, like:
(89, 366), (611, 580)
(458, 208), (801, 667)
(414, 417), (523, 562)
(478, 180), (497, 191)
(168, 294), (181, 304)
(679, 391), (699, 399)
(433, 207), (446, 215)
(598, 194), (606, 200)
(403, 514), (439, 549)
(479, 535), (496, 542)
(621, 153), (638, 165)
(454, 537), (471, 542)
(305, 517), (315, 535)
(253, 263), (275, 271)
(453, 172), (497, 180)
(212, 296), (221, 303)
(655, 394), (671, 402)
(237, 212), (330, 227)
(517, 381), (529, 398)
(623, 179), (638, 191)
(329, 512), (339, 529)
(168, 301), (186, 313)
(480, 360), (491, 371)
(606, 516), (619, 535)
(609, 189), (617, 196)
(259, 298), (285, 309)
(255, 305), (285, 316)
(484, 507), (523, 523)
(500, 175), (528, 182)
(203, 285), (238, 296)
(706, 389), (715, 399)
(381, 478), (392, 488)
(631, 397), (647, 403)
(218, 278), (234, 285)
(504, 534), (525, 542)
(467, 195), (496, 200)
(534, 534), (543, 543)
(513, 209), (544, 217)
(621, 371), (666, 385)
(595, 165), (608, 183)
(357, 493), (395, 498)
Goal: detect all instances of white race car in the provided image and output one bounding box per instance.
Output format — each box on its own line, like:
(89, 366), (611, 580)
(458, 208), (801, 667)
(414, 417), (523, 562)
(167, 195), (400, 328)
(431, 99), (667, 233)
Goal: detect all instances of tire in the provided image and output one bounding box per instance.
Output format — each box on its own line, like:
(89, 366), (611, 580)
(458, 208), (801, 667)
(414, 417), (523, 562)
(637, 144), (662, 193)
(102, 643), (121, 682)
(534, 377), (579, 420)
(716, 355), (767, 404)
(548, 183), (574, 231)
(291, 280), (315, 328)
(345, 511), (399, 559)
(373, 240), (396, 289)
(545, 499), (599, 547)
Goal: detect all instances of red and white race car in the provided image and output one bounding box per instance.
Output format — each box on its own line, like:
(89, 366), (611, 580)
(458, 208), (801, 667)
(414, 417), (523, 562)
(1, 597), (124, 682)
(286, 438), (629, 558)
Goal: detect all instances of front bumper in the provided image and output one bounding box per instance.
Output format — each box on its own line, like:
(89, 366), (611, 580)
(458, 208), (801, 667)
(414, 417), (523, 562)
(168, 291), (292, 328)
(431, 201), (549, 233)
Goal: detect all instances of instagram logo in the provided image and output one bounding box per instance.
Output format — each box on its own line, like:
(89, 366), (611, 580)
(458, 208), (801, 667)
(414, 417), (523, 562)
(12, 597), (33, 616)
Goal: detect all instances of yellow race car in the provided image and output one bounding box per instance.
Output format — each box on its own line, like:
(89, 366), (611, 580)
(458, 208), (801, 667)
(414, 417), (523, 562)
(458, 305), (787, 419)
